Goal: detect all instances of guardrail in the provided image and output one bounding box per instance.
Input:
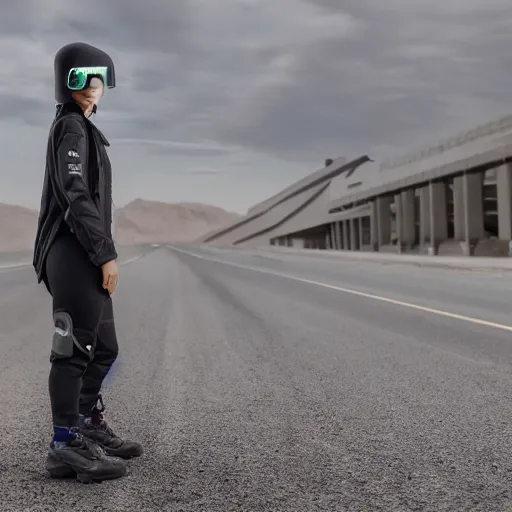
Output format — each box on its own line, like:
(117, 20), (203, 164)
(380, 115), (512, 171)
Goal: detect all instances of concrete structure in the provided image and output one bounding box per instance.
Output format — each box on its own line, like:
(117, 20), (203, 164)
(201, 114), (512, 257)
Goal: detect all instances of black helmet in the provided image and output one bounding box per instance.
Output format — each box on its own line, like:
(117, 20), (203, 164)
(54, 42), (116, 104)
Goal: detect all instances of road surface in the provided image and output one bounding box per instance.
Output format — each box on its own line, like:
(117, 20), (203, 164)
(1, 245), (512, 511)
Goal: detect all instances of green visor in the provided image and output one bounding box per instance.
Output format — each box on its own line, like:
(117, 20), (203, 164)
(66, 66), (111, 91)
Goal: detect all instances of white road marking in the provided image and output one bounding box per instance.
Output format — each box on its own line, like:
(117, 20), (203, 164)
(120, 255), (145, 266)
(0, 262), (31, 271)
(0, 252), (145, 274)
(169, 246), (512, 333)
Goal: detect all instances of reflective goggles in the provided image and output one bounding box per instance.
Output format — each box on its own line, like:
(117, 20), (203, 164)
(67, 66), (108, 91)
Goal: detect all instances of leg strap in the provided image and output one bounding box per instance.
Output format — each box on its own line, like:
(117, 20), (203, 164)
(51, 311), (93, 361)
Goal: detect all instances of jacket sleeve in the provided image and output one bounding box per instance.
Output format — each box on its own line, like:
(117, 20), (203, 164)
(52, 117), (117, 267)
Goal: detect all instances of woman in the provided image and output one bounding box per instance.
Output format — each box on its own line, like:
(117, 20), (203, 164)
(33, 42), (142, 483)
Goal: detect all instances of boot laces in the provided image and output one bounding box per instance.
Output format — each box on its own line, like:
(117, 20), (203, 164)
(90, 395), (117, 438)
(69, 427), (103, 458)
(97, 415), (115, 437)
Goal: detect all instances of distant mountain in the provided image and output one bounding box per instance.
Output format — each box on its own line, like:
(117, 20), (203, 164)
(0, 203), (39, 252)
(113, 199), (241, 245)
(0, 199), (241, 252)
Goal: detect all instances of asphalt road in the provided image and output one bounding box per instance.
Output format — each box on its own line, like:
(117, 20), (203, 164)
(1, 245), (512, 511)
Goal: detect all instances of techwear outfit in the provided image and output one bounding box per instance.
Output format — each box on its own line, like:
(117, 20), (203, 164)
(33, 42), (142, 483)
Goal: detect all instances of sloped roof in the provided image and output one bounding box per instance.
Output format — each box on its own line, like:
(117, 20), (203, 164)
(202, 155), (370, 243)
(247, 156), (348, 216)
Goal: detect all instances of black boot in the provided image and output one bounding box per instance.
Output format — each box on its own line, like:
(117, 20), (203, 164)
(46, 428), (127, 483)
(79, 395), (143, 460)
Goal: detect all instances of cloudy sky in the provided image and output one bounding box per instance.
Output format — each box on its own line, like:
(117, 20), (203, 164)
(2, 0), (512, 214)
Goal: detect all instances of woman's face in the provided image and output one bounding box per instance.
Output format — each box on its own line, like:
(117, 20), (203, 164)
(71, 77), (105, 117)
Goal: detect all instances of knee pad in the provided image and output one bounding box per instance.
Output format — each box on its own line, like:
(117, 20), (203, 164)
(51, 311), (94, 361)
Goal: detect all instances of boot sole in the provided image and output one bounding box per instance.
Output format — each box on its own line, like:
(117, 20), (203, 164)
(47, 455), (127, 483)
(76, 466), (127, 484)
(48, 465), (126, 483)
(47, 465), (76, 479)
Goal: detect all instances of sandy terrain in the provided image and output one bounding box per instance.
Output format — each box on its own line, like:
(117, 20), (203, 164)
(114, 198), (240, 245)
(0, 199), (240, 253)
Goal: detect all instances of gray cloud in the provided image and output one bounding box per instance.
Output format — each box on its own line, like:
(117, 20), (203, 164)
(174, 169), (230, 176)
(110, 138), (243, 157)
(0, 93), (53, 126)
(2, 0), (512, 213)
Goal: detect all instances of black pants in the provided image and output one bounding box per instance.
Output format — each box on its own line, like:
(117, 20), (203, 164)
(44, 231), (118, 428)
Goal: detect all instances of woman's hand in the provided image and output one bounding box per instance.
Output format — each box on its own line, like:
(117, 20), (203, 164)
(101, 259), (118, 295)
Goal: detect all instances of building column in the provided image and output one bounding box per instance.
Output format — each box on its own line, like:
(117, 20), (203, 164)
(394, 193), (403, 252)
(358, 217), (364, 249)
(463, 173), (470, 254)
(343, 220), (349, 250)
(370, 200), (378, 250)
(467, 172), (485, 238)
(453, 172), (484, 243)
(329, 223), (336, 249)
(325, 230), (331, 250)
(497, 163), (512, 241)
(419, 186), (430, 248)
(401, 189), (415, 248)
(335, 221), (342, 250)
(377, 196), (391, 246)
(461, 172), (485, 254)
(453, 176), (465, 240)
(428, 181), (448, 255)
(350, 218), (357, 250)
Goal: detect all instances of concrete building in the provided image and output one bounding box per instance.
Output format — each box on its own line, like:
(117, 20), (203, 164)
(201, 115), (512, 257)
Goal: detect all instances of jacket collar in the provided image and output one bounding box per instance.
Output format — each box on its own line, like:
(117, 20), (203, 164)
(57, 101), (86, 117)
(56, 101), (110, 147)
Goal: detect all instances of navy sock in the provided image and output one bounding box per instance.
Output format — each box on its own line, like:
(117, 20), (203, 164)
(52, 427), (76, 444)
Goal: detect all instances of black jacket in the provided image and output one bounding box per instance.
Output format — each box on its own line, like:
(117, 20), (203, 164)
(33, 101), (117, 283)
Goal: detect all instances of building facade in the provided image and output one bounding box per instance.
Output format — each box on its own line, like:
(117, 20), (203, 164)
(201, 115), (512, 257)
